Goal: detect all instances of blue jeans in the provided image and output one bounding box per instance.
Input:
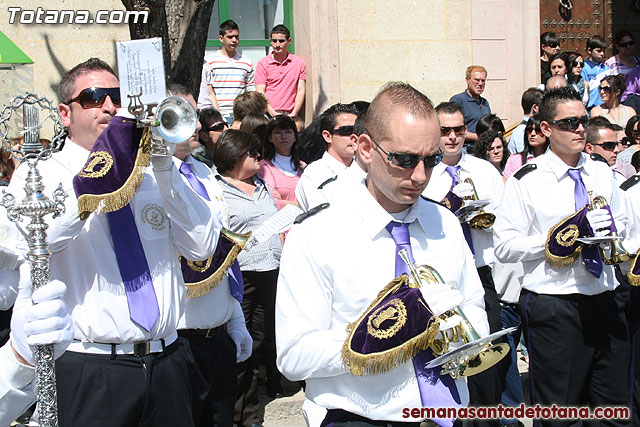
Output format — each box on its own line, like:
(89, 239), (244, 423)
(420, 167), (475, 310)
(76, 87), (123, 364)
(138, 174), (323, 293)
(500, 302), (524, 425)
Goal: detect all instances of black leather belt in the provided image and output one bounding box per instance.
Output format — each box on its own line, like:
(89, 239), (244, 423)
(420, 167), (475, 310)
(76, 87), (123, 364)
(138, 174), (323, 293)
(180, 325), (224, 338)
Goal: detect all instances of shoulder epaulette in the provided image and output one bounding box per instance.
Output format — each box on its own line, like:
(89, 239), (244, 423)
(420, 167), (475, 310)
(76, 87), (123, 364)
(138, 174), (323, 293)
(514, 163), (537, 180)
(317, 175), (338, 190)
(590, 153), (607, 164)
(420, 195), (447, 209)
(294, 202), (330, 224)
(621, 175), (640, 191)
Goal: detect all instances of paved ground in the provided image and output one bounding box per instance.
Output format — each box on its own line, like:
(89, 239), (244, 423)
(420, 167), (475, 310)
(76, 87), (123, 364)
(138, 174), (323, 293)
(262, 349), (533, 427)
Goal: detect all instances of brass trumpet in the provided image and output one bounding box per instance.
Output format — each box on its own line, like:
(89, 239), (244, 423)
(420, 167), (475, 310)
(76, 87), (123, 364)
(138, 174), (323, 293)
(398, 250), (513, 379)
(460, 176), (495, 229)
(588, 193), (634, 265)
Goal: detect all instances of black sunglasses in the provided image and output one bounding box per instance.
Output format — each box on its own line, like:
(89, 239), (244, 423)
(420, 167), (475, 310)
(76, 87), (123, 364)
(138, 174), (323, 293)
(591, 141), (619, 151)
(572, 60), (584, 67)
(618, 41), (635, 48)
(365, 129), (442, 169)
(66, 87), (121, 109)
(330, 125), (354, 137)
(599, 85), (612, 93)
(440, 125), (466, 136)
(202, 122), (228, 132)
(548, 115), (589, 131)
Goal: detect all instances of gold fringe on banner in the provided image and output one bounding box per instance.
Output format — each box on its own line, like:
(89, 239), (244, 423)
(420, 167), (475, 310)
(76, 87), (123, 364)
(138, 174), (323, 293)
(185, 229), (251, 298)
(341, 275), (439, 376)
(544, 208), (585, 268)
(77, 128), (152, 220)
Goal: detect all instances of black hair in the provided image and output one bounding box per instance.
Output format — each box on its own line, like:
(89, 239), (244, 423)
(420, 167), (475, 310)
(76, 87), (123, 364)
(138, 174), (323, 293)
(476, 114), (505, 137)
(538, 86), (582, 123)
(587, 35), (607, 51)
(213, 129), (261, 173)
(548, 52), (570, 76)
(521, 114), (549, 164)
(625, 114), (640, 140)
(521, 88), (544, 114)
(586, 116), (615, 145)
(435, 101), (464, 117)
(262, 115), (303, 172)
(540, 32), (559, 50)
(473, 129), (509, 170)
(220, 20), (239, 37)
(270, 24), (290, 39)
(320, 103), (359, 135)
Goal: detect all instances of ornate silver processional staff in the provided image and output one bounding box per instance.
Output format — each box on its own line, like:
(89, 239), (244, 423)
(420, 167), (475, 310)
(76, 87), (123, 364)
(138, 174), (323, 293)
(0, 93), (68, 427)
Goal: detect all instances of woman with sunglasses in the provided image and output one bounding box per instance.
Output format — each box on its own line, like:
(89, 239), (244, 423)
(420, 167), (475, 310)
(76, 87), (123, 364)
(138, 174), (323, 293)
(473, 129), (510, 178)
(213, 129), (285, 415)
(259, 115), (305, 210)
(503, 114), (549, 179)
(617, 114), (640, 165)
(591, 74), (636, 128)
(605, 30), (640, 77)
(568, 52), (589, 106)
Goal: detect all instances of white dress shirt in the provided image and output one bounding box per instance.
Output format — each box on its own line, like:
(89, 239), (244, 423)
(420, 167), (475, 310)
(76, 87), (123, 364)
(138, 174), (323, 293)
(175, 155), (237, 330)
(307, 160), (367, 209)
(494, 151), (626, 295)
(276, 178), (488, 422)
(295, 151), (349, 211)
(620, 175), (640, 275)
(423, 153), (504, 268)
(0, 342), (35, 426)
(7, 138), (218, 344)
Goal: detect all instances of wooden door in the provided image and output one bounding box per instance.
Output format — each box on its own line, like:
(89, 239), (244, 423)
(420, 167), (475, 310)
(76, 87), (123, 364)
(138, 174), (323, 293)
(540, 0), (613, 56)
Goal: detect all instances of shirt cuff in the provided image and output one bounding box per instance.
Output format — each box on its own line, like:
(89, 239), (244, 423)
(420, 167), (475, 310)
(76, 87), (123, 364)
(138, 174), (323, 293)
(0, 342), (34, 391)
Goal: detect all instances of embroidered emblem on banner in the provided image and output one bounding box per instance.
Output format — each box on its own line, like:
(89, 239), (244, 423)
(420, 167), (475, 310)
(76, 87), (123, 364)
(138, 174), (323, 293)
(442, 198), (451, 209)
(186, 257), (212, 273)
(556, 224), (579, 247)
(142, 204), (167, 231)
(78, 151), (114, 178)
(367, 298), (407, 339)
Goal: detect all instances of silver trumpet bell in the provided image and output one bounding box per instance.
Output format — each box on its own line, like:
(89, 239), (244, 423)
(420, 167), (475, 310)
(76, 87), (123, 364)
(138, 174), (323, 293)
(153, 95), (198, 144)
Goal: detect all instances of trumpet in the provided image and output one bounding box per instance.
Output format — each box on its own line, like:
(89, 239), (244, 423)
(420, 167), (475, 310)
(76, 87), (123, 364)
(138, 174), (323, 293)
(455, 174), (495, 229)
(587, 193), (634, 265)
(398, 250), (513, 379)
(127, 92), (198, 155)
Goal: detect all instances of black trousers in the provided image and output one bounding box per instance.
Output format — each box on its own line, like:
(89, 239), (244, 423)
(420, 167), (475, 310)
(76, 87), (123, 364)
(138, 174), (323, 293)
(0, 306), (11, 347)
(180, 327), (237, 427)
(520, 289), (630, 427)
(466, 265), (506, 427)
(55, 338), (193, 427)
(234, 269), (279, 427)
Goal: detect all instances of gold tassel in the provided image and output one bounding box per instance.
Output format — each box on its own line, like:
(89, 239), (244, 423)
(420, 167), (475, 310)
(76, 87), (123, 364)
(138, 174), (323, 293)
(77, 128), (152, 220)
(629, 249), (640, 287)
(341, 276), (440, 376)
(185, 244), (244, 298)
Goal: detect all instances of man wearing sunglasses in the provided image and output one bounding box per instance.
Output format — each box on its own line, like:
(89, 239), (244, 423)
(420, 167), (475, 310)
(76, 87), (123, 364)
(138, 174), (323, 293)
(7, 58), (220, 426)
(277, 82), (489, 426)
(584, 116), (627, 185)
(295, 103), (358, 210)
(194, 107), (229, 169)
(423, 102), (506, 427)
(495, 87), (629, 426)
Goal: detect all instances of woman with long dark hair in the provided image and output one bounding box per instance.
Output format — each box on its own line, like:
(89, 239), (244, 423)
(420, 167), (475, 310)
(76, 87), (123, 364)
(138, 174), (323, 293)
(258, 115), (305, 209)
(473, 129), (509, 176)
(591, 74), (636, 127)
(503, 114), (549, 179)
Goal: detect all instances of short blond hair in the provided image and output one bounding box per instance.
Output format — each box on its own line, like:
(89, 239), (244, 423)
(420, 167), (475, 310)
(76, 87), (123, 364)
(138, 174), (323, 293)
(465, 65), (487, 79)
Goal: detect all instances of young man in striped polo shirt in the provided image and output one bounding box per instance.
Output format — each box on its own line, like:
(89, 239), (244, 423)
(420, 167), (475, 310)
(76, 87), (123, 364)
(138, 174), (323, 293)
(205, 19), (255, 124)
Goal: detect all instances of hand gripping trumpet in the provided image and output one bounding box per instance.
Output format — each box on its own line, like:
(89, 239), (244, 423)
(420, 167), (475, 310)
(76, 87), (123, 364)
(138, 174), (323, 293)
(459, 177), (495, 229)
(398, 250), (515, 379)
(586, 192), (634, 265)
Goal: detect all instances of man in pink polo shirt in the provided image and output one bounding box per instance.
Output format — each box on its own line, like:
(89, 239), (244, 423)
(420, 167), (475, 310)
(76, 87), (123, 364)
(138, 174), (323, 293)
(256, 24), (306, 117)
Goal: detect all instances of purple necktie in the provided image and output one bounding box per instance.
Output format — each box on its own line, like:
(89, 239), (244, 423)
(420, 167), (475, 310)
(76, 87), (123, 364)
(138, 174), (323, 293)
(386, 221), (461, 427)
(107, 206), (160, 332)
(567, 168), (603, 278)
(180, 161), (211, 201)
(445, 166), (475, 255)
(180, 160), (244, 302)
